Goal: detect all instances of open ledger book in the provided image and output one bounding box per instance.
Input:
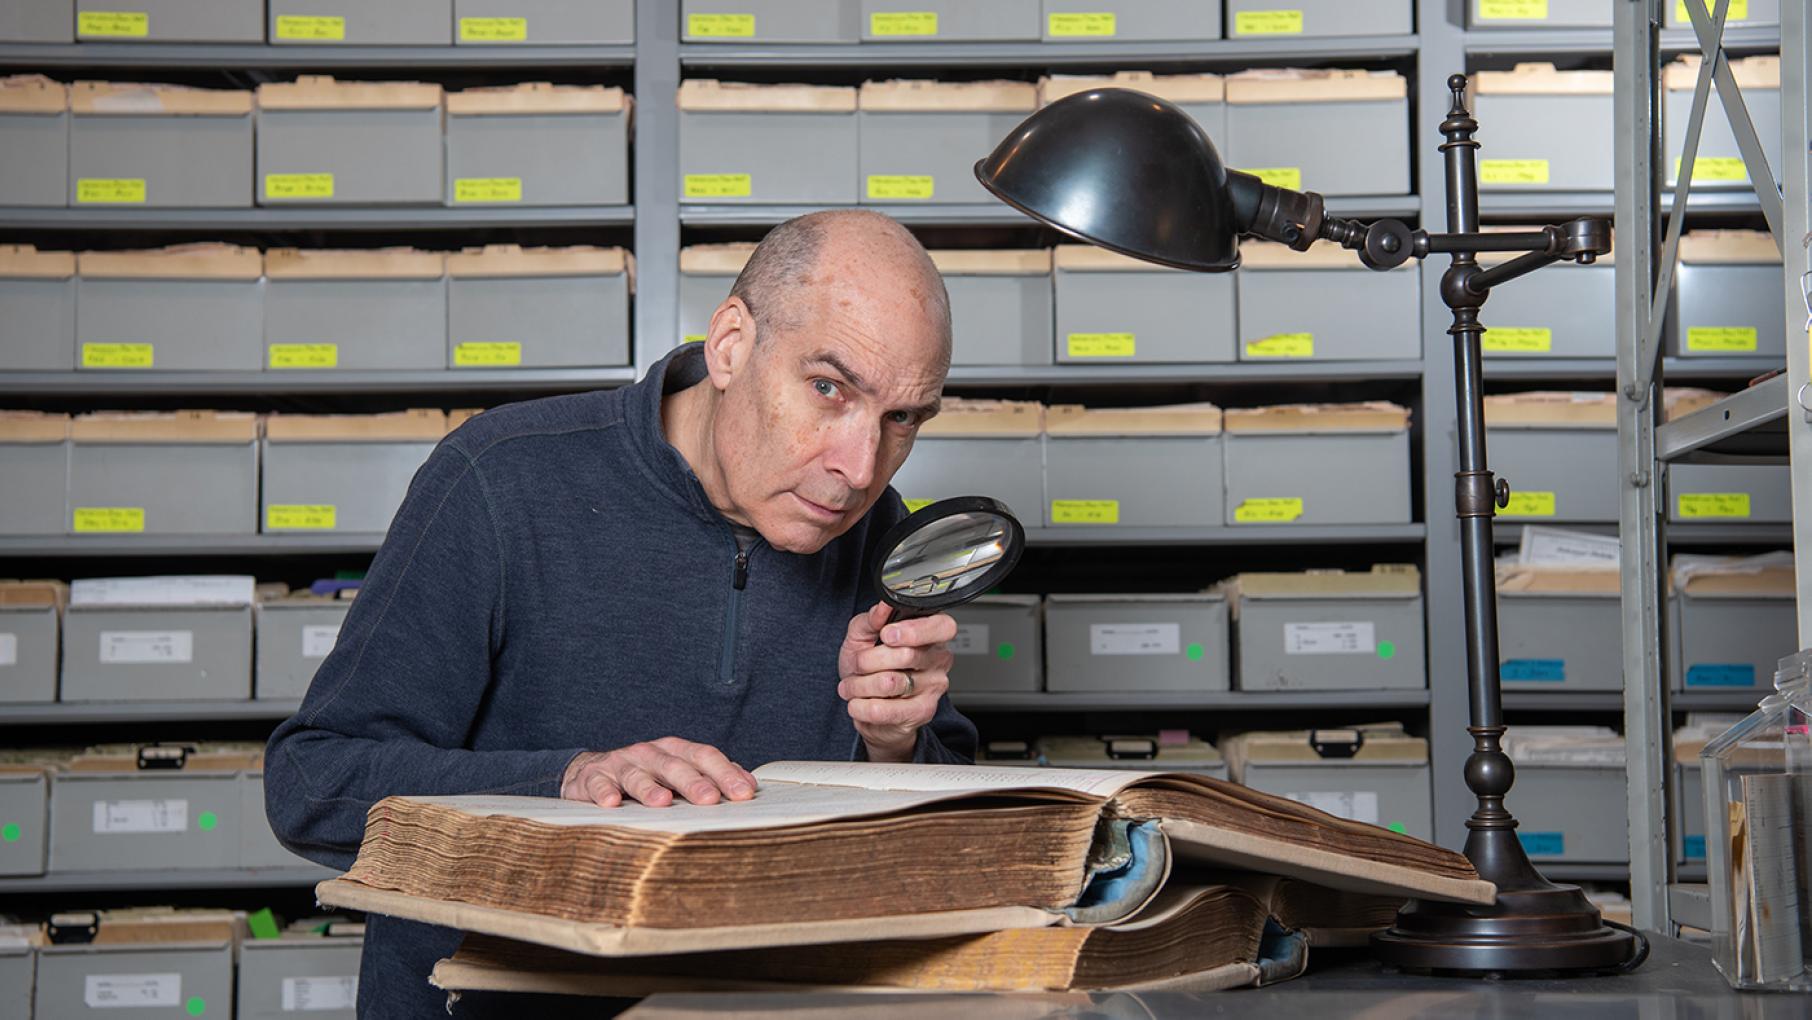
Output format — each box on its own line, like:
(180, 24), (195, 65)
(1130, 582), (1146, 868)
(428, 875), (1407, 996)
(317, 761), (1492, 958)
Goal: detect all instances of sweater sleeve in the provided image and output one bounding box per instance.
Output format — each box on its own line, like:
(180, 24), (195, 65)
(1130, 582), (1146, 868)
(263, 443), (586, 871)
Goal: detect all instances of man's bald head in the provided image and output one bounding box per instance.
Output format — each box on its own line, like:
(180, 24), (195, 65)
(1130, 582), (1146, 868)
(730, 209), (952, 364)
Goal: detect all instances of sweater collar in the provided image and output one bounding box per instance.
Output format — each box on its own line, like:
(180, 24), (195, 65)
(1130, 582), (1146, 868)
(622, 343), (732, 527)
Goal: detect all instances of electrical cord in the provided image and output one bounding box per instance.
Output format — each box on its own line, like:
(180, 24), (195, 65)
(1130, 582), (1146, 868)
(1602, 919), (1653, 973)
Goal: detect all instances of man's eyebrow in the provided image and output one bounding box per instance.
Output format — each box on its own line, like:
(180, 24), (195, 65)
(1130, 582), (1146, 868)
(803, 350), (870, 394)
(805, 350), (941, 420)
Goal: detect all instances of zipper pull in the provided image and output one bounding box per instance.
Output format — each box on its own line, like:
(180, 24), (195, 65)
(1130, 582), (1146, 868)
(733, 549), (749, 591)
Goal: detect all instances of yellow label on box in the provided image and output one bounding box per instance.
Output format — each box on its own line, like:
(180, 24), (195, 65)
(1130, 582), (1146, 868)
(1247, 167), (1303, 191)
(78, 11), (149, 36)
(1234, 10), (1304, 35)
(1675, 156), (1748, 182)
(460, 16), (528, 41)
(1482, 327), (1553, 353)
(454, 342), (523, 367)
(76, 178), (146, 204)
(269, 343), (338, 369)
(867, 175), (935, 200)
(82, 343), (153, 368)
(265, 173), (335, 200)
(1478, 0), (1548, 19)
(1480, 159), (1551, 185)
(1234, 497), (1305, 524)
(455, 177), (524, 203)
(275, 15), (345, 40)
(685, 173), (753, 199)
(1051, 500), (1120, 525)
(1678, 492), (1751, 518)
(1048, 12), (1116, 36)
(903, 498), (937, 512)
(73, 507), (145, 533)
(1686, 326), (1758, 352)
(1499, 491), (1556, 517)
(1244, 333), (1314, 358)
(870, 11), (938, 35)
(267, 505), (338, 531)
(1067, 333), (1136, 358)
(689, 13), (756, 37)
(682, 334), (707, 344)
(1677, 0), (1747, 21)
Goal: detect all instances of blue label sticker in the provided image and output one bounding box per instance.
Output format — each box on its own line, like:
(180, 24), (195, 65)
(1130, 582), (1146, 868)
(1519, 831), (1565, 856)
(1683, 834), (1706, 860)
(1502, 659), (1566, 682)
(1685, 663), (1757, 688)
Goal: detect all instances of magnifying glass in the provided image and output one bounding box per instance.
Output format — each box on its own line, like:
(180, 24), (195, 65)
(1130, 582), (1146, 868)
(870, 496), (1026, 622)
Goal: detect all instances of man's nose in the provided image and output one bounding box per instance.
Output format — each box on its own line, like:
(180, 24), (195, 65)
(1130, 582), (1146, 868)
(822, 418), (880, 492)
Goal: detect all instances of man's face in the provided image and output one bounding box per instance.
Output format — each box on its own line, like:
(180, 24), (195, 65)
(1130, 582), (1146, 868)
(710, 263), (947, 555)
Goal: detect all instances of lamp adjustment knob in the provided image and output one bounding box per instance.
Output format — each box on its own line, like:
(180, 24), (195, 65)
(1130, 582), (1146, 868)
(1495, 478), (1511, 509)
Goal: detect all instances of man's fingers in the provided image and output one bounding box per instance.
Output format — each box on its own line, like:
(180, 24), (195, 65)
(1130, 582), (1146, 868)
(853, 641), (945, 676)
(582, 771), (622, 808)
(847, 695), (935, 728)
(839, 671), (914, 700)
(641, 752), (723, 805)
(845, 602), (892, 645)
(680, 742), (757, 800)
(617, 764), (673, 807)
(879, 613), (957, 648)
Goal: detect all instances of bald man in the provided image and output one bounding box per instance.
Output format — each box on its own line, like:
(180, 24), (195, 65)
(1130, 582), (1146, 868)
(265, 210), (978, 1016)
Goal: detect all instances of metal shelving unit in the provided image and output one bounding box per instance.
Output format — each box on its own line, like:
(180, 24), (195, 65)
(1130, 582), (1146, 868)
(1482, 355), (1784, 382)
(1493, 522), (1794, 546)
(0, 205), (636, 231)
(1479, 189), (1763, 218)
(680, 196), (1421, 228)
(677, 34), (1422, 68)
(0, 701), (300, 724)
(944, 360), (1425, 386)
(953, 690), (1431, 712)
(0, 867), (337, 894)
(0, 368), (637, 396)
(1504, 690), (1771, 713)
(1463, 24), (1780, 56)
(1613, 0), (1810, 931)
(0, 42), (635, 68)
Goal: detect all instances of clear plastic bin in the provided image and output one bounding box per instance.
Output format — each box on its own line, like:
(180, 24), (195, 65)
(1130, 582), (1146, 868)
(1701, 647), (1812, 990)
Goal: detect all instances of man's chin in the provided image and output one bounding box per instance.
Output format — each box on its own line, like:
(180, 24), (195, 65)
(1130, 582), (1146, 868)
(765, 521), (841, 555)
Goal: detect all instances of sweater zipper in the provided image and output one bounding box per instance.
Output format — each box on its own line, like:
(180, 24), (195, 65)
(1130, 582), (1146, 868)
(719, 545), (750, 685)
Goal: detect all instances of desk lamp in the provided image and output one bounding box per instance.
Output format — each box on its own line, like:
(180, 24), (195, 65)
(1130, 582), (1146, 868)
(976, 76), (1639, 974)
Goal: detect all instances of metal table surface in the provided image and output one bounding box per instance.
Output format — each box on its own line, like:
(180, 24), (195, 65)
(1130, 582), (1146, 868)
(618, 937), (1807, 1020)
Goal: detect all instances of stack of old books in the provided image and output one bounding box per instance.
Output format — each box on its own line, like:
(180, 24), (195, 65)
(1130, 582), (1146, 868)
(317, 761), (1493, 997)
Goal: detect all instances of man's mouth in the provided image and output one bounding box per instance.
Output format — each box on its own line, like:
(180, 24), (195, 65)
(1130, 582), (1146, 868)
(794, 493), (848, 522)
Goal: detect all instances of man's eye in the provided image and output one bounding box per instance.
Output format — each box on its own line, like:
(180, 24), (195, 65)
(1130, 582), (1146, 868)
(887, 411), (914, 427)
(813, 379), (839, 399)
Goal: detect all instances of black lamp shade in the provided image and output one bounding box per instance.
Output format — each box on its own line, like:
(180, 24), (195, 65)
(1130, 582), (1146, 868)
(974, 88), (1241, 272)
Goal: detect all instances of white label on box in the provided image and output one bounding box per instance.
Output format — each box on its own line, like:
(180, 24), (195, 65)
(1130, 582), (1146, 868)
(282, 975), (358, 1011)
(1285, 790), (1379, 825)
(93, 798), (188, 834)
(84, 973), (181, 1008)
(1284, 621), (1377, 655)
(0, 632), (15, 666)
(71, 575), (255, 607)
(949, 624), (990, 656)
(1090, 623), (1180, 656)
(98, 630), (194, 664)
(302, 624), (341, 659)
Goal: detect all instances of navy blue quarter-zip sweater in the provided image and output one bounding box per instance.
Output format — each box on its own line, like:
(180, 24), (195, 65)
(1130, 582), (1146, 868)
(264, 344), (977, 1017)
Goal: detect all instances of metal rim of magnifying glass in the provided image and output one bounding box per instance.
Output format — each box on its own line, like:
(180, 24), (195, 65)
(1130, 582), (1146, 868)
(870, 495), (1026, 616)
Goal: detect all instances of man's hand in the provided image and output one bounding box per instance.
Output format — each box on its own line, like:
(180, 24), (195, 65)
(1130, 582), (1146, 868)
(838, 603), (955, 762)
(560, 737), (758, 808)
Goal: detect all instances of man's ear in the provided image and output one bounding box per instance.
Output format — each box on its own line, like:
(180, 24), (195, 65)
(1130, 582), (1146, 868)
(702, 297), (756, 392)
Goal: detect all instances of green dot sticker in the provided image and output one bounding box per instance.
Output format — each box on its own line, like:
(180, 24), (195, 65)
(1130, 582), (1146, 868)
(1185, 643), (1205, 662)
(996, 643), (1016, 661)
(1387, 822), (1407, 835)
(186, 997), (207, 1016)
(1378, 640), (1397, 661)
(1, 823), (19, 843)
(197, 811), (219, 832)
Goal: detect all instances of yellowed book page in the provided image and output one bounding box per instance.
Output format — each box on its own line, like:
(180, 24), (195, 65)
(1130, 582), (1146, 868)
(753, 760), (1147, 799)
(404, 774), (1091, 836)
